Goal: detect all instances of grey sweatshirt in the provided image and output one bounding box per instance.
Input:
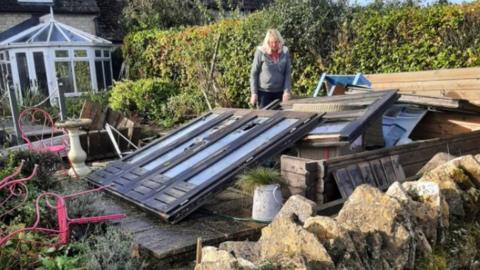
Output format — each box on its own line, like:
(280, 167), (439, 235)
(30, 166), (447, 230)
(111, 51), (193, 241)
(250, 46), (292, 95)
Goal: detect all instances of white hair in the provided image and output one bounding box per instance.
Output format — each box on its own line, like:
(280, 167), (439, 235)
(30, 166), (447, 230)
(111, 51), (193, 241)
(260, 29), (284, 54)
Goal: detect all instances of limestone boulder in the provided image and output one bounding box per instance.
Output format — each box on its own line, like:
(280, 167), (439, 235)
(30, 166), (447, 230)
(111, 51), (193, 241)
(449, 155), (480, 188)
(219, 241), (259, 263)
(386, 181), (446, 245)
(195, 246), (251, 270)
(420, 155), (480, 218)
(420, 161), (466, 217)
(274, 194), (317, 224)
(304, 216), (364, 269)
(417, 152), (456, 176)
(336, 185), (416, 270)
(258, 195), (334, 269)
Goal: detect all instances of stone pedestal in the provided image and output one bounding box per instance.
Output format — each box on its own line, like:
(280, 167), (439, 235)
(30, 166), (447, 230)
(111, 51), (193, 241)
(56, 119), (92, 178)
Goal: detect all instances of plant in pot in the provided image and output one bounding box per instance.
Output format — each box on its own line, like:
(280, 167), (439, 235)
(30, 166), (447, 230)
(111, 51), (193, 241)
(237, 166), (284, 222)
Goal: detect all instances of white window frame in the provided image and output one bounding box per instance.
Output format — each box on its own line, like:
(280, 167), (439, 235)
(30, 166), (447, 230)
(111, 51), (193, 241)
(53, 47), (97, 97)
(93, 48), (113, 91)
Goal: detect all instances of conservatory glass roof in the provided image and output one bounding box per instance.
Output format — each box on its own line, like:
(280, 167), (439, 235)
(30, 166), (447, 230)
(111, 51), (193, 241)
(0, 10), (111, 46)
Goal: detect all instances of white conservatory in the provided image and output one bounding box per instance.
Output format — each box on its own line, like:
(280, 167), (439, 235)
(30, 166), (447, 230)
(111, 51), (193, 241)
(0, 11), (114, 104)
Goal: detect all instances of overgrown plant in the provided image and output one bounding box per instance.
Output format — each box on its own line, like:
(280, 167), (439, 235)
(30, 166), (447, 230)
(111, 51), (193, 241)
(83, 227), (147, 270)
(237, 167), (282, 194)
(66, 91), (111, 119)
(3, 150), (62, 191)
(109, 78), (183, 127)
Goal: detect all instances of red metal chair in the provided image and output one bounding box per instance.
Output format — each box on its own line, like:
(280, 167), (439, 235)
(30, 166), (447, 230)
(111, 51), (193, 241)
(17, 107), (78, 177)
(0, 185), (126, 246)
(0, 160), (38, 220)
(17, 107), (68, 155)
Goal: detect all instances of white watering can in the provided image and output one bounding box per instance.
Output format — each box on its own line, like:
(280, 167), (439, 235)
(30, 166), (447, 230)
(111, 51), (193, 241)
(252, 184), (283, 222)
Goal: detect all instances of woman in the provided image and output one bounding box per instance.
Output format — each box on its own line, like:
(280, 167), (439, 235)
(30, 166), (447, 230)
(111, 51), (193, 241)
(250, 29), (291, 108)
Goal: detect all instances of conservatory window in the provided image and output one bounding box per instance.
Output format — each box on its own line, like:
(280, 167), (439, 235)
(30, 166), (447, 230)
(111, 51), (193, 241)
(0, 65), (5, 92)
(55, 50), (69, 58)
(16, 52), (29, 97)
(95, 61), (105, 89)
(74, 50), (87, 58)
(74, 61), (91, 92)
(94, 49), (112, 90)
(55, 61), (74, 94)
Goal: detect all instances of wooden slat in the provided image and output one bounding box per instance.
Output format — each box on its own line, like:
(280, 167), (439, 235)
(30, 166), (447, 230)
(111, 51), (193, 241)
(358, 162), (377, 186)
(366, 67), (480, 83)
(411, 111), (480, 139)
(333, 168), (354, 198)
(280, 155), (318, 174)
(281, 170), (315, 189)
(371, 79), (480, 92)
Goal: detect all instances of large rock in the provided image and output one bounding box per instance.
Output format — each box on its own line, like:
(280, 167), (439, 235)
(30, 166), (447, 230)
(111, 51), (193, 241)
(304, 216), (364, 269)
(386, 181), (446, 245)
(417, 152), (456, 176)
(257, 195), (334, 269)
(450, 155), (480, 188)
(195, 246), (254, 270)
(219, 241), (259, 263)
(336, 185), (416, 270)
(420, 155), (480, 218)
(274, 194), (317, 224)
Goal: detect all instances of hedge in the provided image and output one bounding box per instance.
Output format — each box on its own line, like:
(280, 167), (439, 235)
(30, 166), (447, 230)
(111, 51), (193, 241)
(114, 1), (480, 127)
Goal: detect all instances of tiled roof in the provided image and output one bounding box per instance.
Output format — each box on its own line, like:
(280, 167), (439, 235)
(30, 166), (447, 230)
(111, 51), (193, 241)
(0, 0), (99, 14)
(0, 16), (40, 42)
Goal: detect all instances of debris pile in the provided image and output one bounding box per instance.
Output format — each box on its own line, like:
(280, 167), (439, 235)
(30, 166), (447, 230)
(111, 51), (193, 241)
(196, 154), (480, 269)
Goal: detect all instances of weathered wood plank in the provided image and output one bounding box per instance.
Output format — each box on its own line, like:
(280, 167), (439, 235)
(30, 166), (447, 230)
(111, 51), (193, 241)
(366, 67), (480, 83)
(280, 155), (318, 174)
(333, 168), (354, 198)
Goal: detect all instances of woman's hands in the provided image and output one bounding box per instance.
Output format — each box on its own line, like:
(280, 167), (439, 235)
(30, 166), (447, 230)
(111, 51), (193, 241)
(250, 94), (258, 106)
(282, 92), (290, 103)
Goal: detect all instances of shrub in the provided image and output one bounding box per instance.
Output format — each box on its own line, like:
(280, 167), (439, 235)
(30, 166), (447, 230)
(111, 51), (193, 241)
(121, 1), (480, 124)
(65, 91), (111, 119)
(331, 2), (480, 73)
(2, 150), (62, 191)
(109, 78), (179, 126)
(83, 227), (147, 270)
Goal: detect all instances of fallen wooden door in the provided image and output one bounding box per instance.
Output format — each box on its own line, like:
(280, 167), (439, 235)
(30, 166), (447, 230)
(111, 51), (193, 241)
(88, 108), (322, 223)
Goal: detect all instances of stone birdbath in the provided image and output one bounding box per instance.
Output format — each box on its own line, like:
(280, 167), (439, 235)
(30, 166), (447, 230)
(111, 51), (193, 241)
(55, 118), (92, 177)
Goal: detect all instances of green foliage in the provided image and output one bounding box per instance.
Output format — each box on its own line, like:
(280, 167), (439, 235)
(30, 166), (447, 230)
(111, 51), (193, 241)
(122, 1), (480, 125)
(83, 227), (147, 270)
(2, 150), (61, 191)
(331, 3), (480, 73)
(37, 243), (86, 270)
(416, 221), (480, 269)
(122, 0), (204, 32)
(0, 230), (85, 270)
(237, 167), (282, 194)
(109, 78), (181, 127)
(65, 91), (111, 119)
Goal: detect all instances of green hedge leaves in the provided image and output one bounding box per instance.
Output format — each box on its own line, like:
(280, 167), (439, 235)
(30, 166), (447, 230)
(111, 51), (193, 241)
(113, 1), (480, 127)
